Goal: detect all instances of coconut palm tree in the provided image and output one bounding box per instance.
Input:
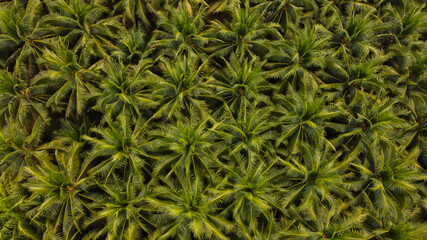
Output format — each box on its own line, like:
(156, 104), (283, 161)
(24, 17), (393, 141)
(83, 176), (155, 239)
(329, 97), (405, 159)
(217, 153), (285, 239)
(370, 200), (427, 240)
(382, 46), (427, 101)
(41, 0), (122, 61)
(0, 70), (49, 125)
(316, 6), (382, 67)
(153, 2), (208, 58)
(0, 117), (49, 184)
(266, 27), (328, 91)
(379, 2), (427, 48)
(350, 146), (427, 221)
(25, 145), (96, 239)
(318, 53), (387, 106)
(45, 117), (92, 155)
(280, 145), (352, 220)
(111, 26), (153, 64)
(0, 0), (51, 77)
(148, 55), (212, 120)
(149, 114), (219, 182)
(33, 41), (99, 118)
(206, 1), (280, 59)
(273, 87), (340, 154)
(83, 115), (151, 183)
(147, 177), (233, 240)
(94, 58), (156, 120)
(0, 183), (39, 240)
(208, 54), (273, 118)
(217, 105), (276, 157)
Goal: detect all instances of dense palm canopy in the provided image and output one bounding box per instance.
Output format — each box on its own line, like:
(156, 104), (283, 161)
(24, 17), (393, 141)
(0, 0), (426, 239)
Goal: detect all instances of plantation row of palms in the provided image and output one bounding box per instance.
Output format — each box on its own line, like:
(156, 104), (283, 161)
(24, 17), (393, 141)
(0, 0), (426, 239)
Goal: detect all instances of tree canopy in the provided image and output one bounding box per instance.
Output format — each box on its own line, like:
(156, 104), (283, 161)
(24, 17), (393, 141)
(0, 0), (426, 239)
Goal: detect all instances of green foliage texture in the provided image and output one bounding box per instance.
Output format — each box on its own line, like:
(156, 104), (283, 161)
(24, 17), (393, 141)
(0, 0), (427, 239)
